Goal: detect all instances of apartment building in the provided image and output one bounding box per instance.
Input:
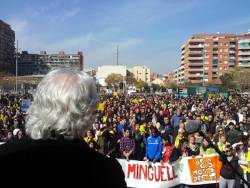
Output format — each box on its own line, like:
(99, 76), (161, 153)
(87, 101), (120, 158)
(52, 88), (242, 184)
(0, 19), (15, 73)
(238, 34), (250, 68)
(174, 65), (184, 85)
(96, 65), (127, 86)
(181, 33), (238, 85)
(128, 65), (151, 83)
(17, 51), (84, 76)
(40, 51), (83, 71)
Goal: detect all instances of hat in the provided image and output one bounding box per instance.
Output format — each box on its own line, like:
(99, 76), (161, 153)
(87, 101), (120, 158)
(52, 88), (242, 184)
(13, 129), (20, 136)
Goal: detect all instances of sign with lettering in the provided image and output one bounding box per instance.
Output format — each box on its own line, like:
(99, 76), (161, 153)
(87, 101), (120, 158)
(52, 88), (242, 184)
(117, 159), (179, 188)
(117, 154), (222, 187)
(188, 155), (221, 184)
(21, 99), (32, 113)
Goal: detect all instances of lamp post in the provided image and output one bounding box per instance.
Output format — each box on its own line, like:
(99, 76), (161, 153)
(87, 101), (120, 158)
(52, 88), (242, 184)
(202, 48), (205, 86)
(15, 40), (18, 93)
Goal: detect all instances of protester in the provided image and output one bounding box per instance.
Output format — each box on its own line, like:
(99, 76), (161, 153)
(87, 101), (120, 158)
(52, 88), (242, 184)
(119, 128), (135, 160)
(219, 145), (239, 188)
(0, 69), (127, 188)
(144, 126), (162, 162)
(200, 137), (216, 156)
(161, 134), (178, 163)
(235, 141), (248, 188)
(187, 134), (199, 156)
(217, 134), (227, 152)
(1, 83), (250, 187)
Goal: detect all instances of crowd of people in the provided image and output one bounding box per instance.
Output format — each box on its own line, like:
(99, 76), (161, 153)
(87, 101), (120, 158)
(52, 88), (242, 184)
(1, 91), (250, 187)
(87, 93), (250, 188)
(0, 93), (32, 144)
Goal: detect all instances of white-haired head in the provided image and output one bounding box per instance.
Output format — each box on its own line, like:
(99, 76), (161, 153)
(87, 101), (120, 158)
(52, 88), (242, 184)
(25, 69), (98, 140)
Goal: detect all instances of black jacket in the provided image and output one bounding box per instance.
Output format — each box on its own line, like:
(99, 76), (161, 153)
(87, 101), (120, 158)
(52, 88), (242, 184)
(219, 153), (239, 179)
(0, 138), (127, 188)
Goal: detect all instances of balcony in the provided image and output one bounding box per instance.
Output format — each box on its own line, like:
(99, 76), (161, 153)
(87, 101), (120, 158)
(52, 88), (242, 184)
(229, 50), (235, 54)
(238, 56), (250, 61)
(238, 46), (250, 50)
(229, 43), (236, 47)
(188, 73), (203, 78)
(238, 51), (250, 55)
(188, 57), (203, 60)
(189, 51), (203, 55)
(239, 61), (250, 67)
(188, 68), (204, 72)
(189, 80), (203, 84)
(189, 44), (204, 49)
(189, 62), (203, 66)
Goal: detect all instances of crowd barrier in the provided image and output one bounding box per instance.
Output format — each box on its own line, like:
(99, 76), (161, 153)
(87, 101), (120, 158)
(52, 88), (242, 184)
(117, 154), (222, 188)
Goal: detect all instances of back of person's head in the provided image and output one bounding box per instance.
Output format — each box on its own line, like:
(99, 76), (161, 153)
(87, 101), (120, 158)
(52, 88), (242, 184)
(25, 69), (98, 140)
(162, 134), (171, 145)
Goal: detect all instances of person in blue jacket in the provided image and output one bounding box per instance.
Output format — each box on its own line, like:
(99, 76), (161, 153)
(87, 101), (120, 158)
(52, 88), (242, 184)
(144, 126), (163, 162)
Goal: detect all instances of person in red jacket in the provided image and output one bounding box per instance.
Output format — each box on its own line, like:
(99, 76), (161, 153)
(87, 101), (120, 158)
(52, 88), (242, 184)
(161, 134), (178, 163)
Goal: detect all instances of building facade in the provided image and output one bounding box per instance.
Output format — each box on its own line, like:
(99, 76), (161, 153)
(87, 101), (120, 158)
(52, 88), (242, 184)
(96, 65), (127, 86)
(180, 32), (250, 85)
(238, 35), (250, 68)
(0, 20), (15, 74)
(17, 51), (84, 76)
(181, 33), (239, 85)
(174, 65), (184, 85)
(128, 65), (151, 83)
(40, 51), (83, 71)
(17, 51), (49, 76)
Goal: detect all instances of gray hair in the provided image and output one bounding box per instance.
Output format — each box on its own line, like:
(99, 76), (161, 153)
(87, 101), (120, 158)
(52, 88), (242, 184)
(25, 69), (98, 140)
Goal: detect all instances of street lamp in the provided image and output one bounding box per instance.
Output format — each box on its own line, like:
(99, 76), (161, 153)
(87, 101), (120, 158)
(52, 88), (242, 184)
(202, 48), (205, 86)
(15, 40), (18, 93)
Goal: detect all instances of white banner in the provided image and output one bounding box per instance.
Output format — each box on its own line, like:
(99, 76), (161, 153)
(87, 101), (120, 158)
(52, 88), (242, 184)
(117, 154), (221, 188)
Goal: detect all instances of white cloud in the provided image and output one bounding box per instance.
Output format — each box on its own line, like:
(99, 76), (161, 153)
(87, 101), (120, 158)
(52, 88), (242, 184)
(61, 8), (80, 21)
(85, 37), (143, 68)
(45, 34), (96, 52)
(10, 20), (28, 35)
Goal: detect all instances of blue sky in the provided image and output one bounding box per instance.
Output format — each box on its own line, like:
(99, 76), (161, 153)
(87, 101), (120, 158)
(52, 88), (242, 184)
(1, 0), (250, 73)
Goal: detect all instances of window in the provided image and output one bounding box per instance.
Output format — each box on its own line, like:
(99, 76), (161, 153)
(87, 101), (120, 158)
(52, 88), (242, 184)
(239, 42), (250, 47)
(229, 59), (235, 64)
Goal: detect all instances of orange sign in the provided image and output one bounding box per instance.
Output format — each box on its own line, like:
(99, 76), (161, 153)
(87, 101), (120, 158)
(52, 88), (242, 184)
(188, 155), (222, 183)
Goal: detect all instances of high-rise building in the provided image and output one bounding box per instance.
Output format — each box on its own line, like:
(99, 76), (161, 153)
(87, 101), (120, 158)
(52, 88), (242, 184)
(17, 51), (84, 76)
(181, 33), (238, 85)
(40, 51), (84, 71)
(96, 65), (127, 86)
(17, 51), (49, 76)
(0, 20), (15, 74)
(174, 65), (184, 85)
(237, 34), (250, 68)
(128, 65), (151, 83)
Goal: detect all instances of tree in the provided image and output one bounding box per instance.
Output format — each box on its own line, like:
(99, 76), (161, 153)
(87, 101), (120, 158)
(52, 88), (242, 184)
(125, 75), (137, 86)
(135, 80), (147, 91)
(163, 79), (177, 89)
(105, 73), (123, 88)
(220, 68), (250, 91)
(219, 72), (235, 89)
